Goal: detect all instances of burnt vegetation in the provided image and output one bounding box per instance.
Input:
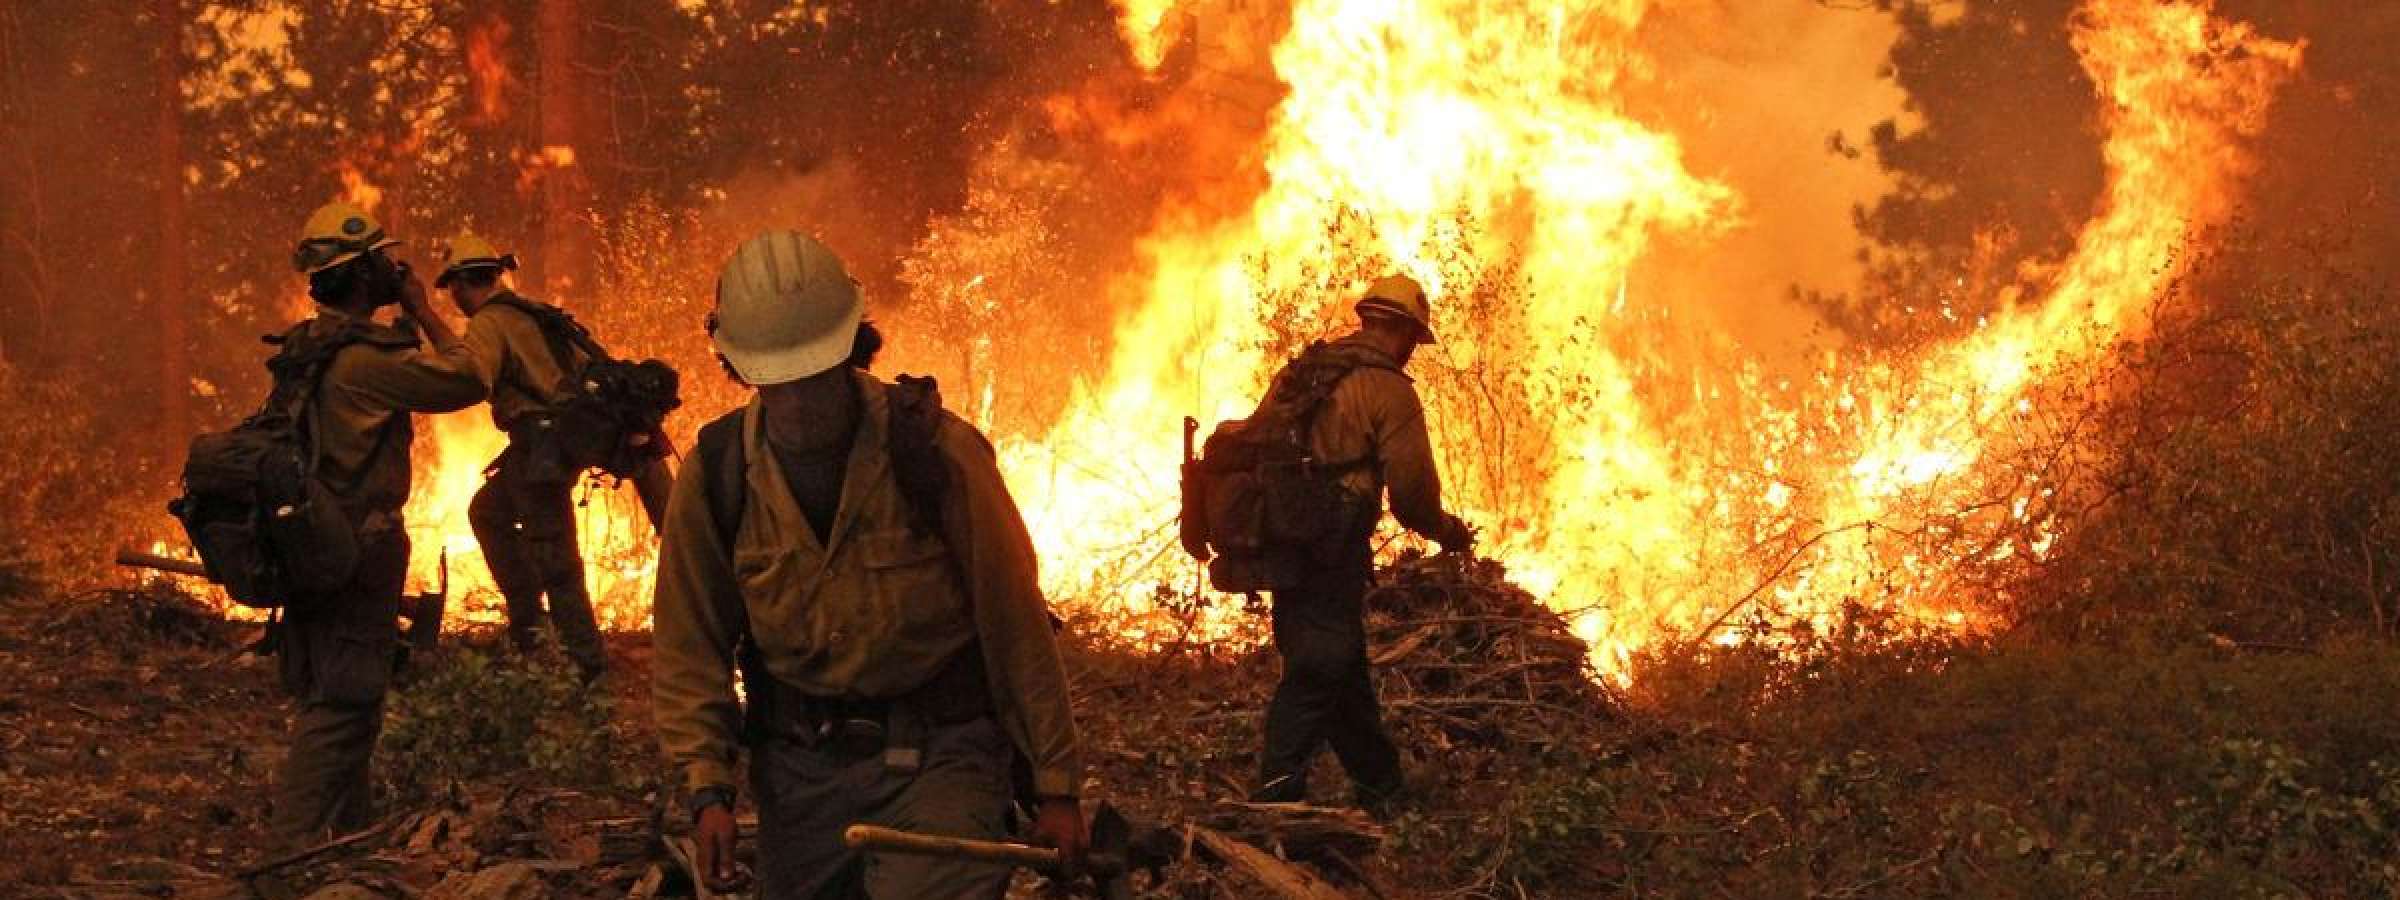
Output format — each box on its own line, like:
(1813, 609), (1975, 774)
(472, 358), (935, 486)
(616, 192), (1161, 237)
(3, 1), (2400, 899)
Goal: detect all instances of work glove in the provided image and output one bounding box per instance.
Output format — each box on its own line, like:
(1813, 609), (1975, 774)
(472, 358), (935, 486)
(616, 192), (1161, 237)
(1437, 515), (1477, 557)
(1032, 797), (1089, 880)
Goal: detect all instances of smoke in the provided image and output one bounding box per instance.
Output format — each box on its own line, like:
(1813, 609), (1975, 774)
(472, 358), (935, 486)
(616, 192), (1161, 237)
(1628, 0), (1906, 362)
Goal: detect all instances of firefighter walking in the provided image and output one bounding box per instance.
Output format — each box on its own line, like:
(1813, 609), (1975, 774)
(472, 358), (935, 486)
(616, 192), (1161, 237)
(1214, 275), (1476, 812)
(651, 231), (1086, 897)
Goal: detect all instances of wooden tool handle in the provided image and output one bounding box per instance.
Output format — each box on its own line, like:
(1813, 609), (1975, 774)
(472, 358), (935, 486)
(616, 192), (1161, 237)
(116, 548), (209, 578)
(843, 824), (1059, 870)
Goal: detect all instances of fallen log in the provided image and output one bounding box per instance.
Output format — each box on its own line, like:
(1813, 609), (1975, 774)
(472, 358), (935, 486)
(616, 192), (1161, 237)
(1189, 826), (1350, 900)
(1208, 801), (1385, 860)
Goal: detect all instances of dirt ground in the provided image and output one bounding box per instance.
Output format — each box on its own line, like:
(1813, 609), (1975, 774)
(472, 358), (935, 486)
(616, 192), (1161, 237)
(0, 581), (1408, 899)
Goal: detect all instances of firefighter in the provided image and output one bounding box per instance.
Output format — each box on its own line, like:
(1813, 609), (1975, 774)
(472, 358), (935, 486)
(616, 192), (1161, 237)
(1250, 274), (1475, 812)
(438, 233), (627, 679)
(651, 231), (1085, 897)
(273, 202), (485, 845)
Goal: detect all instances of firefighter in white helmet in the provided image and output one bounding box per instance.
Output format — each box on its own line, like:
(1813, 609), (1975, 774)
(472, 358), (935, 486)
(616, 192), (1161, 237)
(269, 202), (484, 846)
(651, 231), (1086, 897)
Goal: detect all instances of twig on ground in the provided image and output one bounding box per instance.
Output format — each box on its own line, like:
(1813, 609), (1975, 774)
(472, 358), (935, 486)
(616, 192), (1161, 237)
(237, 818), (400, 878)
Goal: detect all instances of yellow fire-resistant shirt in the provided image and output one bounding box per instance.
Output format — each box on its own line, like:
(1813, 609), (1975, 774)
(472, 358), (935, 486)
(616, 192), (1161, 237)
(651, 373), (1082, 799)
(305, 305), (485, 520)
(1288, 333), (1463, 543)
(462, 292), (585, 432)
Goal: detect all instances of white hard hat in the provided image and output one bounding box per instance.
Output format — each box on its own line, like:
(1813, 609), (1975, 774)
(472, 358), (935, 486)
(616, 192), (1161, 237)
(711, 231), (862, 385)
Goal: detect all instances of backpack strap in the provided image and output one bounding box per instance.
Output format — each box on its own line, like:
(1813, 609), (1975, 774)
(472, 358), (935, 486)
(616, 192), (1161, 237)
(263, 319), (417, 486)
(695, 375), (957, 551)
(485, 293), (613, 366)
(1267, 341), (1397, 472)
(886, 375), (953, 539)
(695, 406), (749, 545)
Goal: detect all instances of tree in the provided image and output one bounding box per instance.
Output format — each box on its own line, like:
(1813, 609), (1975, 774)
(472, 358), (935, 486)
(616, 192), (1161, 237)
(155, 0), (191, 452)
(1811, 0), (2102, 343)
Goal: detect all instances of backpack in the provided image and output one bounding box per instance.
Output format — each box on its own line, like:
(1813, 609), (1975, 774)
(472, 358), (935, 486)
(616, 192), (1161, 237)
(485, 295), (682, 483)
(169, 322), (406, 609)
(1183, 341), (1392, 592)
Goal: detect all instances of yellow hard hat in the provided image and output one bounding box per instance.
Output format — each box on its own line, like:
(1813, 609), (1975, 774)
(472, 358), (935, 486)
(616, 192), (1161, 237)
(1356, 273), (1435, 343)
(293, 201), (400, 274)
(435, 231), (519, 287)
(711, 231), (862, 385)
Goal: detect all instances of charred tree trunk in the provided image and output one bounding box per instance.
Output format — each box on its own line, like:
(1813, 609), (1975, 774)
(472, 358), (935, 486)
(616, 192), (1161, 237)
(0, 3), (51, 366)
(154, 0), (188, 449)
(536, 0), (587, 301)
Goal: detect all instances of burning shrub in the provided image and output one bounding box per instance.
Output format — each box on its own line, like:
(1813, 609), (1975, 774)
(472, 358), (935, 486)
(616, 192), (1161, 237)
(0, 362), (176, 590)
(895, 142), (1102, 436)
(379, 640), (623, 802)
(2007, 245), (2400, 646)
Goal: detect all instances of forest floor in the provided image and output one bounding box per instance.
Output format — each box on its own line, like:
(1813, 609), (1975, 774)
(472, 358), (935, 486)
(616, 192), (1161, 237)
(9, 563), (2400, 899)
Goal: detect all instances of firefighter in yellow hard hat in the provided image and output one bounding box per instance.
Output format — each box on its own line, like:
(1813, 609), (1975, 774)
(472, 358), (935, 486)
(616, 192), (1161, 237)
(1244, 272), (1473, 814)
(438, 232), (660, 680)
(271, 202), (484, 846)
(651, 231), (1086, 897)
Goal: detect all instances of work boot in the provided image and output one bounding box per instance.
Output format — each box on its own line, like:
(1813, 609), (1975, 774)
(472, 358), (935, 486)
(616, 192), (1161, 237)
(1355, 775), (1409, 821)
(1249, 773), (1308, 804)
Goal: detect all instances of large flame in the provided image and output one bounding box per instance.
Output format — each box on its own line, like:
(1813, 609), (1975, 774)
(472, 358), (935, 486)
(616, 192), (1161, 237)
(382, 0), (2299, 679)
(984, 0), (2300, 673)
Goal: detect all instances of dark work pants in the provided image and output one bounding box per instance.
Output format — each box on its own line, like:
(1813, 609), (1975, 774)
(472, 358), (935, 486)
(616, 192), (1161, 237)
(1260, 542), (1404, 801)
(468, 455), (603, 677)
(751, 714), (1015, 899)
(271, 529), (408, 845)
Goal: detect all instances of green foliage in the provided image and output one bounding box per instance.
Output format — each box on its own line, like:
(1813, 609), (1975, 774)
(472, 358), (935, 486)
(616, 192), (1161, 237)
(1493, 756), (1624, 887)
(379, 641), (621, 801)
(1589, 637), (2400, 898)
(2011, 248), (2400, 646)
(2164, 739), (2400, 896)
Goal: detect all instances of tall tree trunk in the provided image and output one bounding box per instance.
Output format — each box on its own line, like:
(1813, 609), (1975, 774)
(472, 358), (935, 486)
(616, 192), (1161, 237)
(155, 0), (188, 449)
(0, 3), (51, 368)
(536, 0), (586, 301)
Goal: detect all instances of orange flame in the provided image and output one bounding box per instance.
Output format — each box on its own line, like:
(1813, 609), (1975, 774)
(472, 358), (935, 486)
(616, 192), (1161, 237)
(991, 0), (2303, 675)
(401, 409), (661, 631)
(383, 0), (2301, 674)
(337, 163), (382, 214)
(1115, 0), (1186, 70)
(464, 16), (517, 127)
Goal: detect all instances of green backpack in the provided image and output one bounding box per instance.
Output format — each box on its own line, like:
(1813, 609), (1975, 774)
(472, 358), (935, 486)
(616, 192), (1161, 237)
(170, 322), (407, 608)
(1183, 341), (1390, 592)
(484, 294), (682, 484)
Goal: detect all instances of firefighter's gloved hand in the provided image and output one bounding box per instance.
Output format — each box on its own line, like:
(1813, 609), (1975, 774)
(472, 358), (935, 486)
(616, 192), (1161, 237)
(1438, 516), (1477, 556)
(1032, 797), (1088, 879)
